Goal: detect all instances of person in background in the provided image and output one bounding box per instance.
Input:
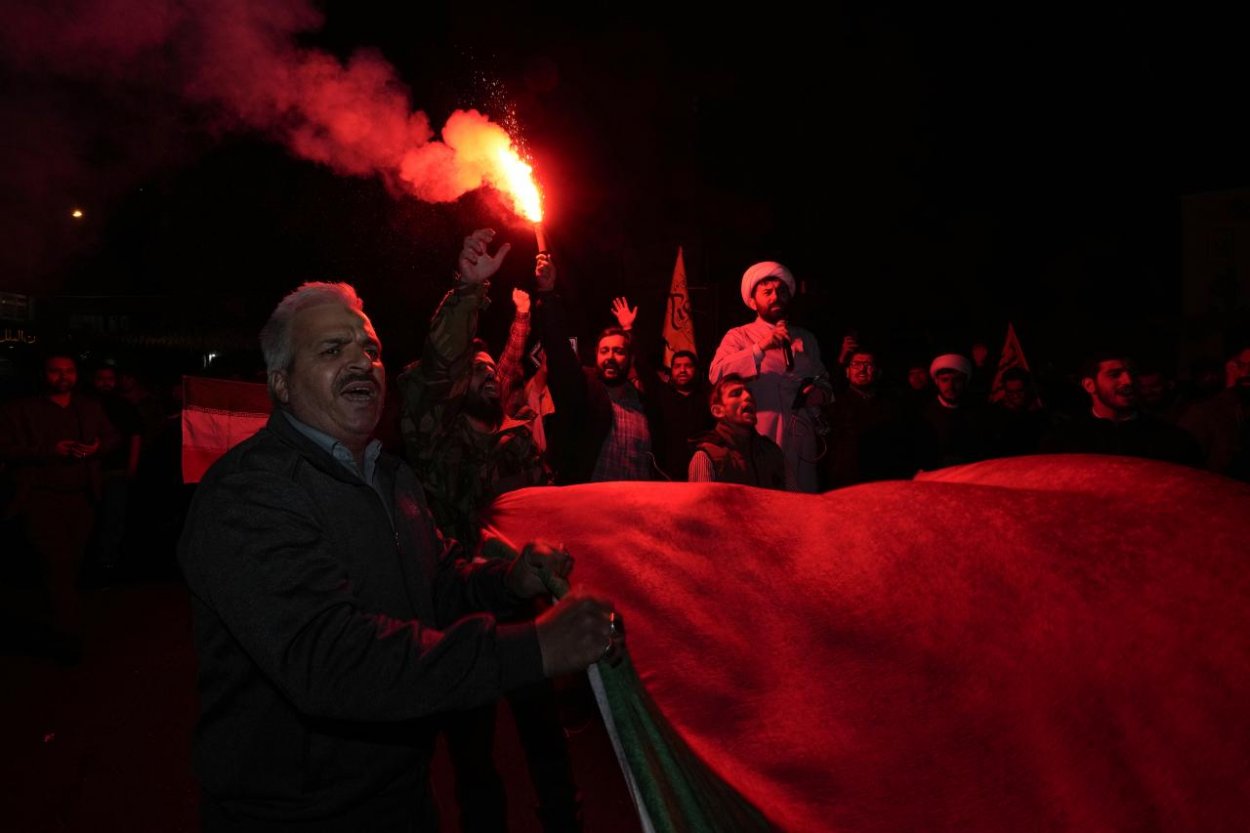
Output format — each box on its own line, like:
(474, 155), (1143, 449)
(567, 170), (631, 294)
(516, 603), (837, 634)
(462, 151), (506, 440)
(0, 351), (118, 661)
(1042, 352), (1201, 466)
(914, 353), (988, 469)
(532, 257), (661, 483)
(88, 362), (142, 581)
(1178, 342), (1250, 480)
(397, 229), (581, 832)
(651, 349), (713, 481)
(986, 367), (1048, 458)
(822, 347), (915, 487)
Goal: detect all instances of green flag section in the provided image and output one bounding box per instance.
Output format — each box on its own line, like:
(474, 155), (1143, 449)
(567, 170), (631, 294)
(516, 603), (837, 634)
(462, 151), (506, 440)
(590, 658), (773, 833)
(483, 460), (1250, 832)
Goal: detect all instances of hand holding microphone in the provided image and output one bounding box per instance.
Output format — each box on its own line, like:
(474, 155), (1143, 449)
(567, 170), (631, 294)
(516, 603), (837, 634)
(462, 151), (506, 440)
(775, 320), (795, 367)
(757, 320), (794, 369)
(779, 320), (795, 371)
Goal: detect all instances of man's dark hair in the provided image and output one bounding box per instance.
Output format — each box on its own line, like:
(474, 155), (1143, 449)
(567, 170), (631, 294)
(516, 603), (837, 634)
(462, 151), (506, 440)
(671, 350), (698, 367)
(1078, 351), (1130, 383)
(1001, 367), (1032, 386)
(596, 327), (632, 349)
(470, 337), (491, 357)
(41, 346), (77, 365)
(709, 373), (748, 410)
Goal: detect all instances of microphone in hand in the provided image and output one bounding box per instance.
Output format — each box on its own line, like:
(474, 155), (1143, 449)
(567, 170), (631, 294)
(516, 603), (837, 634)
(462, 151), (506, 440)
(779, 321), (794, 370)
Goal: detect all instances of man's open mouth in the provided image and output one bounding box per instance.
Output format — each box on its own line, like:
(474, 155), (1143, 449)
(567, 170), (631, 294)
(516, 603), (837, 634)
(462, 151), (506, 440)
(340, 381), (377, 401)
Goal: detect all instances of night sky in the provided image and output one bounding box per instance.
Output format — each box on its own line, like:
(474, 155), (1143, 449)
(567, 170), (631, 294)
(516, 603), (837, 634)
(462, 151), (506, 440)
(3, 3), (1249, 373)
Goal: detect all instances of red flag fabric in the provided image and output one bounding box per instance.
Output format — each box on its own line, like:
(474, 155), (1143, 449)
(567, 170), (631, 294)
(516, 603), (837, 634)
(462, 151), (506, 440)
(662, 247), (696, 370)
(181, 376), (271, 483)
(483, 456), (1250, 832)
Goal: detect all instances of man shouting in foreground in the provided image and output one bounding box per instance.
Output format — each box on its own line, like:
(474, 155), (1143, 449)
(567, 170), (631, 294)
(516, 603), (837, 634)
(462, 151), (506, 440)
(179, 280), (622, 832)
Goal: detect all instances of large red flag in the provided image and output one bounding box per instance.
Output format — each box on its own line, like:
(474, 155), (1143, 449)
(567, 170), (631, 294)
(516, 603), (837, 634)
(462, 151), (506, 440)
(483, 457), (1250, 832)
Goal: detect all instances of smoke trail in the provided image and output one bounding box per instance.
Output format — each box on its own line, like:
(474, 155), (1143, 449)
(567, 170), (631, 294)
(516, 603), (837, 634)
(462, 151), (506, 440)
(1, 0), (527, 217)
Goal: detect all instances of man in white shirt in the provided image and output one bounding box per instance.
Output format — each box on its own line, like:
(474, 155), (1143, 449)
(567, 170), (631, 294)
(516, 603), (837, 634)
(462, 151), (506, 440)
(709, 261), (830, 492)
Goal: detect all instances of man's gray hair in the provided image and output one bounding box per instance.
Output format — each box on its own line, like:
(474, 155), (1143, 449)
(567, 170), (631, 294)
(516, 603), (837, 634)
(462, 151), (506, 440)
(260, 282), (365, 374)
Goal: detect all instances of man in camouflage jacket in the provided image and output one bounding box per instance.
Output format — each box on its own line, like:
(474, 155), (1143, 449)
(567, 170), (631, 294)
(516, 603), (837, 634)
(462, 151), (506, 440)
(398, 229), (552, 552)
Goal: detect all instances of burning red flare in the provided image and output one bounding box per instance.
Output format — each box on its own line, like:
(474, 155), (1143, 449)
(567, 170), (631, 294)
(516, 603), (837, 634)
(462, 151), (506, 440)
(493, 146), (543, 223)
(405, 110), (545, 225)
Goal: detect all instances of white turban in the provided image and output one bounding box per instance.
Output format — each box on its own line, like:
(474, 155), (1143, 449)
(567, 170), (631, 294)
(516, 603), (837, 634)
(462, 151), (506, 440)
(929, 353), (972, 379)
(740, 261), (796, 307)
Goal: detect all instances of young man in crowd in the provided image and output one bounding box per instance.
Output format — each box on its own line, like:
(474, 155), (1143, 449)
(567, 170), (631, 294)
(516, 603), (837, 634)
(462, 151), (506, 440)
(687, 372), (786, 488)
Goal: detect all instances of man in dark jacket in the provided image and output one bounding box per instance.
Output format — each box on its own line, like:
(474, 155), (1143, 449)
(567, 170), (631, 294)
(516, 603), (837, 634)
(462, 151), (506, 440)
(178, 281), (621, 832)
(397, 230), (580, 832)
(0, 350), (118, 660)
(1042, 352), (1201, 466)
(531, 254), (661, 483)
(651, 350), (714, 481)
(822, 347), (916, 488)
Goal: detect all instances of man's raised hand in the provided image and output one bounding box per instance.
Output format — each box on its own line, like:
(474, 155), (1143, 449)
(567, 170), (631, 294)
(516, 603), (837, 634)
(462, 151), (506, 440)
(458, 228), (512, 285)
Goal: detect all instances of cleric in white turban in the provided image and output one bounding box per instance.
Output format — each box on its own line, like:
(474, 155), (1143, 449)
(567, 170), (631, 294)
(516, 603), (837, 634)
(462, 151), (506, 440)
(929, 353), (973, 381)
(709, 260), (831, 493)
(739, 261), (796, 307)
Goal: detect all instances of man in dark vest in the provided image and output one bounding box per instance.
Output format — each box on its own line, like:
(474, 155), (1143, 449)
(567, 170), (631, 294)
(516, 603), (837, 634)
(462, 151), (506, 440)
(687, 373), (786, 488)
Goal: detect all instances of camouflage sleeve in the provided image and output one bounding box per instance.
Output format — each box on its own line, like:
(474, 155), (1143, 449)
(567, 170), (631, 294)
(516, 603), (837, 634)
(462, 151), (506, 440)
(397, 281), (489, 470)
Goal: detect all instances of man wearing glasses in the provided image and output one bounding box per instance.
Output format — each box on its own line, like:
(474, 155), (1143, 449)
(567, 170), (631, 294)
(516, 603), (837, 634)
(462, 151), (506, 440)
(822, 348), (915, 488)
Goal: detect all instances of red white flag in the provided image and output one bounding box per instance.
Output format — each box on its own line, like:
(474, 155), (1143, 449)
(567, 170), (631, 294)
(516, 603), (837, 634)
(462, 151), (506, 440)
(661, 247), (696, 370)
(181, 376), (271, 483)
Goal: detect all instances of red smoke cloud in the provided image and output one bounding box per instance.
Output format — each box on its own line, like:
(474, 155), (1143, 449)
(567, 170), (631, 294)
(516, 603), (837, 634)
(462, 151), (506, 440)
(2, 0), (532, 211)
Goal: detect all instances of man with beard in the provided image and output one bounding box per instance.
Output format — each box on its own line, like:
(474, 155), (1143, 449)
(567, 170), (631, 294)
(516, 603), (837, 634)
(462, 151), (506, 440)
(532, 255), (661, 483)
(986, 367), (1049, 458)
(1179, 342), (1250, 480)
(87, 362), (143, 581)
(651, 350), (713, 480)
(397, 229), (583, 833)
(1042, 352), (1201, 466)
(179, 279), (620, 832)
(822, 348), (916, 487)
(915, 353), (990, 470)
(687, 373), (786, 488)
(1, 351), (118, 660)
(399, 229), (552, 550)
(709, 261), (831, 492)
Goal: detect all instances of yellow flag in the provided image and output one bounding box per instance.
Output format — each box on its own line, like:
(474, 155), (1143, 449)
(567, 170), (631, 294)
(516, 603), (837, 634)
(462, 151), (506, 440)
(662, 247), (697, 369)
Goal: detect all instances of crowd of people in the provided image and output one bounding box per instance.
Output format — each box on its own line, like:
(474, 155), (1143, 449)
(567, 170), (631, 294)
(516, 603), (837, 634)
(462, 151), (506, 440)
(1, 228), (1248, 832)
